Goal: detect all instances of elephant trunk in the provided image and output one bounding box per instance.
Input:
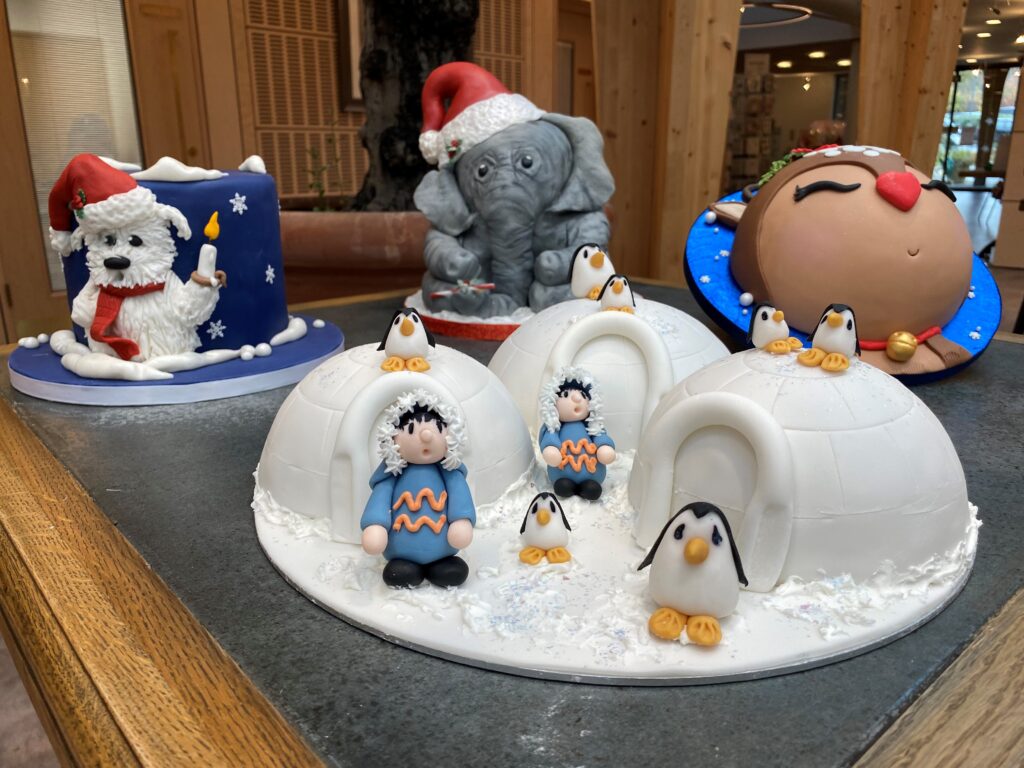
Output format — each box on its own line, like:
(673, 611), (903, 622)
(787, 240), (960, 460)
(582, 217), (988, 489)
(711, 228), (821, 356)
(479, 188), (540, 307)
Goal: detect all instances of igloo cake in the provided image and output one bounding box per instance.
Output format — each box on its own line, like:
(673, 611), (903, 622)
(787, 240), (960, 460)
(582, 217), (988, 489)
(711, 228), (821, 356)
(489, 265), (730, 451)
(7, 154), (343, 405)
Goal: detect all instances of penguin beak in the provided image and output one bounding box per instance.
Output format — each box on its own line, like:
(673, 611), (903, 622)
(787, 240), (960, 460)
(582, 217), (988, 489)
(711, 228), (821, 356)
(827, 312), (843, 328)
(537, 508), (551, 526)
(772, 310), (784, 323)
(612, 280), (623, 295)
(684, 538), (709, 565)
(592, 251), (605, 269)
(400, 317), (415, 336)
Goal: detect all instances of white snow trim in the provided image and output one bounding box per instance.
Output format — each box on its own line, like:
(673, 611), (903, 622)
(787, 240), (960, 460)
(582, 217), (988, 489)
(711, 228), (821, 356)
(269, 316), (307, 346)
(98, 156), (143, 173)
(376, 388), (466, 475)
(252, 469), (331, 539)
(238, 155), (267, 174)
(421, 93), (545, 167)
(801, 144), (900, 159)
(539, 365), (606, 437)
(132, 156), (227, 182)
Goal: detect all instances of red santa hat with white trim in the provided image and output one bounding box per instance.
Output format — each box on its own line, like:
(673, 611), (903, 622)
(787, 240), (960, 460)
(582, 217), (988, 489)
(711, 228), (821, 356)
(419, 62), (545, 167)
(47, 153), (190, 257)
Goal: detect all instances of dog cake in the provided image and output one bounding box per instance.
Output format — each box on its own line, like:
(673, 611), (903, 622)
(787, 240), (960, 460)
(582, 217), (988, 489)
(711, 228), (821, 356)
(686, 144), (1001, 380)
(8, 154), (343, 405)
(255, 297), (978, 683)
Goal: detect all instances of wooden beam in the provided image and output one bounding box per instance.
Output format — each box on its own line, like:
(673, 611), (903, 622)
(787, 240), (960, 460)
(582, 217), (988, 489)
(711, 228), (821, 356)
(857, 586), (1024, 766)
(523, 0), (558, 111)
(651, 0), (739, 282)
(193, 0), (245, 168)
(858, 0), (967, 171)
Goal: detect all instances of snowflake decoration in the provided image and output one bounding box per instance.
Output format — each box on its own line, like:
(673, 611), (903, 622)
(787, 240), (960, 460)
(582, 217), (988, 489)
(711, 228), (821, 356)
(968, 291), (975, 299)
(230, 193), (248, 215)
(719, 249), (730, 258)
(699, 275), (711, 284)
(207, 319), (226, 340)
(265, 265), (276, 284)
(969, 331), (981, 340)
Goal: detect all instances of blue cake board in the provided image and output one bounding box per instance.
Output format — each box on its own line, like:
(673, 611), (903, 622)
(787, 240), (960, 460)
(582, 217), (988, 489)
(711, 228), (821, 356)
(683, 191), (1003, 385)
(8, 315), (343, 406)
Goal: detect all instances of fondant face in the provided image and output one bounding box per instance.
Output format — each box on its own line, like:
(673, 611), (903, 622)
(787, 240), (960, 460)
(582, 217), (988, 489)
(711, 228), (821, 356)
(555, 387), (590, 423)
(737, 157), (971, 340)
(393, 417), (449, 465)
(81, 214), (178, 288)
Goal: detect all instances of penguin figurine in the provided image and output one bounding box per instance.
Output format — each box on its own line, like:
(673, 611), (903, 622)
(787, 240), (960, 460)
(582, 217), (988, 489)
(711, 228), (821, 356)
(378, 308), (435, 372)
(637, 502), (747, 647)
(797, 303), (860, 372)
(597, 274), (636, 313)
(568, 243), (616, 300)
(518, 492), (572, 565)
(747, 303), (802, 354)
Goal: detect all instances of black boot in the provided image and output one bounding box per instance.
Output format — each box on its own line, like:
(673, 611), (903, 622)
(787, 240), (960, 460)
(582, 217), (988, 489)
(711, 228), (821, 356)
(425, 555), (469, 587)
(553, 478), (577, 498)
(383, 559), (425, 588)
(577, 479), (603, 501)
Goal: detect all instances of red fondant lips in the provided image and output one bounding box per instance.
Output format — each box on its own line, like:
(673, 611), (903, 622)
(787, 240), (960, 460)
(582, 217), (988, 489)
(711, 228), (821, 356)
(876, 171), (921, 211)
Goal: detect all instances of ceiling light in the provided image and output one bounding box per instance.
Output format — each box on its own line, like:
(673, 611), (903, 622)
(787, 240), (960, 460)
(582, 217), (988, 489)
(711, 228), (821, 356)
(1016, 34), (1024, 44)
(808, 50), (826, 59)
(19, 77), (28, 85)
(776, 60), (793, 69)
(958, 43), (963, 49)
(802, 77), (812, 91)
(966, 58), (978, 63)
(977, 31), (992, 38)
(985, 83), (991, 88)
(837, 59), (852, 67)
(986, 18), (1001, 25)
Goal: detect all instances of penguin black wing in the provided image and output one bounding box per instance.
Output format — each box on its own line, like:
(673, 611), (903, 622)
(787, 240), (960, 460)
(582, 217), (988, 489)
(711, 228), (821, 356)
(552, 495), (571, 532)
(746, 303), (774, 346)
(520, 492), (547, 535)
(697, 504), (748, 588)
(377, 309), (405, 350)
(637, 508), (687, 571)
(567, 243), (601, 283)
(407, 308), (436, 347)
(596, 274), (621, 302)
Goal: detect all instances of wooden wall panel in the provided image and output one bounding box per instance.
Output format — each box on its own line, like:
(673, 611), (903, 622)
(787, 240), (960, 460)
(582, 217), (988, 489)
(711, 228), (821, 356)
(194, 0), (245, 168)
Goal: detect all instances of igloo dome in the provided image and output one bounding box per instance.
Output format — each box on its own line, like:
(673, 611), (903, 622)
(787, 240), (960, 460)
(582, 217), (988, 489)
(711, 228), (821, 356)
(255, 343), (533, 542)
(629, 350), (972, 592)
(488, 297), (729, 451)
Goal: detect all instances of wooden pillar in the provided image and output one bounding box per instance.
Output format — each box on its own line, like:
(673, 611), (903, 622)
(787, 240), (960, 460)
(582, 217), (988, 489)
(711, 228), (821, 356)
(523, 0), (558, 111)
(593, 0), (738, 281)
(858, 0), (967, 172)
(193, 1), (245, 168)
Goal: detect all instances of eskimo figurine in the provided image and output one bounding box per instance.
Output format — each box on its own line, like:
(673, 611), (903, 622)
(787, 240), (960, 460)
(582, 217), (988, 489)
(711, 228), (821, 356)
(597, 274), (635, 313)
(539, 366), (616, 500)
(48, 153), (226, 361)
(569, 243), (616, 300)
(378, 308), (435, 372)
(519, 492), (572, 565)
(638, 502), (747, 646)
(360, 390), (475, 588)
(747, 303), (802, 354)
(797, 303), (860, 372)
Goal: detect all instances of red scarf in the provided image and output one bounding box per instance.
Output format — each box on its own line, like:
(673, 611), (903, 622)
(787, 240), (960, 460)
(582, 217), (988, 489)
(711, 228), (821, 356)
(90, 282), (165, 360)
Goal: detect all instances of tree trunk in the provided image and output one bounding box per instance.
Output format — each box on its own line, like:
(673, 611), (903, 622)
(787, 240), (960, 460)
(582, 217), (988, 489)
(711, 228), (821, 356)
(351, 0), (479, 211)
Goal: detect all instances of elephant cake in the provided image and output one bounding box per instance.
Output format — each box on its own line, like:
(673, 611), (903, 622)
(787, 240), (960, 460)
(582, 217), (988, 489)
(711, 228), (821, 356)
(685, 144), (1002, 381)
(409, 62), (615, 337)
(254, 298), (978, 682)
(8, 153), (343, 405)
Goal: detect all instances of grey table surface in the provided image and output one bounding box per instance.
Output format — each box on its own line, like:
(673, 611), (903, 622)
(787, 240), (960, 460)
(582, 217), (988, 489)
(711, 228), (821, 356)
(3, 283), (1023, 768)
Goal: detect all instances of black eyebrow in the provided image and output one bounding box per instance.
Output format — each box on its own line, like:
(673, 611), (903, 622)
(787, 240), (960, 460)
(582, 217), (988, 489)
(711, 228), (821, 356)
(794, 180), (862, 202)
(921, 179), (956, 202)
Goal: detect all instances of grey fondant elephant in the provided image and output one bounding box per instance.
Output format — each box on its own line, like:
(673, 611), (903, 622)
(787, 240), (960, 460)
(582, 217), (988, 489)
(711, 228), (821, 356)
(414, 113), (614, 317)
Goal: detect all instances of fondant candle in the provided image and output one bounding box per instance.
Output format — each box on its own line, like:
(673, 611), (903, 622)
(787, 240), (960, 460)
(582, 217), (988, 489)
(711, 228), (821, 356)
(198, 210), (219, 278)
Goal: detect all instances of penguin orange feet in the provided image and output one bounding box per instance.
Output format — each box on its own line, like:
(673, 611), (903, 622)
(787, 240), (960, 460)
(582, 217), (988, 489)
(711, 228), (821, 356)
(405, 356), (431, 372)
(765, 339), (792, 355)
(797, 347), (827, 367)
(587, 286), (601, 300)
(519, 546), (546, 566)
(686, 615), (723, 647)
(820, 353), (850, 373)
(380, 356), (406, 372)
(545, 547), (571, 564)
(787, 336), (803, 350)
(648, 607), (688, 641)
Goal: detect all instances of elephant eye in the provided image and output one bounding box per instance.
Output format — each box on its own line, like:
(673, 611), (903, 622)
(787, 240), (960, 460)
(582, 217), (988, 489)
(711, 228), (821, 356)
(520, 154), (534, 169)
(476, 163), (489, 179)
(129, 235), (143, 247)
(673, 523), (685, 540)
(103, 234), (116, 246)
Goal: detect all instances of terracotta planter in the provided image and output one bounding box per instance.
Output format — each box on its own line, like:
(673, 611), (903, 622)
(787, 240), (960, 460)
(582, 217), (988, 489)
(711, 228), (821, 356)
(280, 211), (429, 303)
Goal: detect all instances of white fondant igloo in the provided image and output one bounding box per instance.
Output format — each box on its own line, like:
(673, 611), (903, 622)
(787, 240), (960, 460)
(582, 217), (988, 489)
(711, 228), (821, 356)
(256, 343), (533, 542)
(489, 297), (729, 451)
(630, 350), (971, 592)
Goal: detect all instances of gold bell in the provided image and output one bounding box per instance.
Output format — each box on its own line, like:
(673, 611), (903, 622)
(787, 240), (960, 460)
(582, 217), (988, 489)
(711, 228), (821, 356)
(886, 331), (918, 362)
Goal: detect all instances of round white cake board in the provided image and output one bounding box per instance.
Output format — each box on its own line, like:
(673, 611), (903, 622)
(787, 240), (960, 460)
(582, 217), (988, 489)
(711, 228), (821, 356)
(255, 461), (977, 685)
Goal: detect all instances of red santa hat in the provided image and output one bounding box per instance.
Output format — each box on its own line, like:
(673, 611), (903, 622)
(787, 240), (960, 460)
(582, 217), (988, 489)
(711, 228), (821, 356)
(419, 62), (545, 167)
(47, 153), (189, 257)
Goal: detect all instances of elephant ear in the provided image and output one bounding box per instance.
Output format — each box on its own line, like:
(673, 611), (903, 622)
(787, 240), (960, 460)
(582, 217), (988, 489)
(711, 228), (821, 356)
(414, 168), (476, 237)
(541, 113), (615, 213)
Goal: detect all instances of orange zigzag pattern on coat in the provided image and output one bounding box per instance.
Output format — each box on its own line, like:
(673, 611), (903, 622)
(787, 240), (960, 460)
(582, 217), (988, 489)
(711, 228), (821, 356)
(559, 438), (598, 473)
(392, 488), (448, 512)
(392, 513), (447, 534)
